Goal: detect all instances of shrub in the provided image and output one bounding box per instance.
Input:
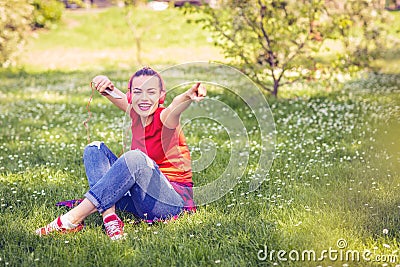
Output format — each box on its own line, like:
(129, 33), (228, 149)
(32, 0), (64, 29)
(0, 0), (33, 67)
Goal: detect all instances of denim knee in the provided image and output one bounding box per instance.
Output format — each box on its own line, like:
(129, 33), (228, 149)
(123, 149), (154, 171)
(83, 141), (104, 161)
(86, 141), (103, 150)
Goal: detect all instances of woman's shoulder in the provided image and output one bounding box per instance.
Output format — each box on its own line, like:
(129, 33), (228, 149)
(152, 107), (168, 128)
(156, 106), (165, 113)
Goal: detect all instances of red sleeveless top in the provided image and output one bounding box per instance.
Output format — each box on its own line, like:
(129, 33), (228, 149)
(130, 107), (193, 184)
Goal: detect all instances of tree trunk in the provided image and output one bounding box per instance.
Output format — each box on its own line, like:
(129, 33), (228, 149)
(272, 80), (279, 97)
(135, 36), (142, 65)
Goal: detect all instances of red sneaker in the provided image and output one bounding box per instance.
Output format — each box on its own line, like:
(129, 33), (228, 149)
(103, 214), (125, 240)
(35, 216), (84, 236)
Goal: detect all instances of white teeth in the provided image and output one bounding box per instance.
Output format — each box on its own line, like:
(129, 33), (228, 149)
(138, 104), (152, 111)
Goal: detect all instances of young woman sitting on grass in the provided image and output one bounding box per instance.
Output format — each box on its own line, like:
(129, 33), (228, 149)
(35, 66), (206, 240)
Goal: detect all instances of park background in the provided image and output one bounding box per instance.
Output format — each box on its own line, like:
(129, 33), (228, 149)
(0, 0), (399, 266)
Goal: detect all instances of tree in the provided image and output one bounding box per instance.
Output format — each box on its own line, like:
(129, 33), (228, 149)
(122, 0), (150, 65)
(186, 0), (390, 97)
(325, 0), (389, 71)
(0, 0), (33, 68)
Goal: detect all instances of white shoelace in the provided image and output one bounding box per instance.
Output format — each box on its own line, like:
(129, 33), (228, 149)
(40, 219), (62, 235)
(104, 220), (121, 237)
(36, 217), (82, 236)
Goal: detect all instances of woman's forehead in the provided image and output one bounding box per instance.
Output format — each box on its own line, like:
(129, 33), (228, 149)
(132, 75), (160, 89)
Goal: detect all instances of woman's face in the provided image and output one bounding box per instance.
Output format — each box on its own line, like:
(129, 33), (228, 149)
(130, 75), (162, 119)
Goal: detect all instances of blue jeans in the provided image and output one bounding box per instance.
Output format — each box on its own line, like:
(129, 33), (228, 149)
(82, 141), (184, 221)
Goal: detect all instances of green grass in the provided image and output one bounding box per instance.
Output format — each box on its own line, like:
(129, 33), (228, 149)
(21, 6), (223, 71)
(1, 6), (400, 267)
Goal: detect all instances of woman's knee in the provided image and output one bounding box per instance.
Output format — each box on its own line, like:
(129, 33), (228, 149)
(83, 141), (104, 158)
(123, 149), (144, 162)
(123, 149), (153, 169)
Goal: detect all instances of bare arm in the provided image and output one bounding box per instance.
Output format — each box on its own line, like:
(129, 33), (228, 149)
(161, 82), (207, 129)
(92, 75), (129, 112)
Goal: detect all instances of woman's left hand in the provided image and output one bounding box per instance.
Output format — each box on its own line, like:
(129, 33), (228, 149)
(186, 82), (207, 102)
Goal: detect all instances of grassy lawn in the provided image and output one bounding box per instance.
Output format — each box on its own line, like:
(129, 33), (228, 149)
(20, 6), (223, 71)
(1, 6), (400, 267)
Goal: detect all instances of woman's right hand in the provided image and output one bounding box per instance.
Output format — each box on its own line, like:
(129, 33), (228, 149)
(92, 75), (115, 95)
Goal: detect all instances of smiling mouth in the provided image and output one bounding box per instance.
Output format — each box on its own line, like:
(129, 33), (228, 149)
(138, 103), (152, 111)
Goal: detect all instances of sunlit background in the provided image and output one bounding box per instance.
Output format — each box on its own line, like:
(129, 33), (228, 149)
(0, 1), (399, 266)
